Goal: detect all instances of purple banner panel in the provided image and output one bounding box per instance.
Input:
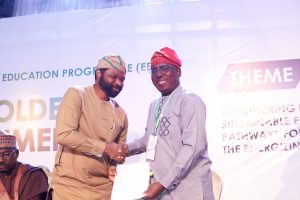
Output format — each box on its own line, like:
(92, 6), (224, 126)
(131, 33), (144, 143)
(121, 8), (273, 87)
(217, 59), (300, 93)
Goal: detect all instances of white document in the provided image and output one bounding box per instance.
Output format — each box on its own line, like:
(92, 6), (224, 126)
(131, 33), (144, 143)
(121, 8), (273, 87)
(111, 162), (150, 200)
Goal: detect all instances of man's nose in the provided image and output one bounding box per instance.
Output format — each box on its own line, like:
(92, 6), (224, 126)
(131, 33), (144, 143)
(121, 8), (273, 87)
(156, 68), (164, 76)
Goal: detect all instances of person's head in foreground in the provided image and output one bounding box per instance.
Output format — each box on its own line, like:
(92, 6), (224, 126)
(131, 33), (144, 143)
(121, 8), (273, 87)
(150, 47), (182, 96)
(95, 55), (127, 100)
(0, 129), (19, 174)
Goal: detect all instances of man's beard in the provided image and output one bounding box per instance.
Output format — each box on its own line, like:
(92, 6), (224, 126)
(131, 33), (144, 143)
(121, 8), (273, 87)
(99, 76), (122, 98)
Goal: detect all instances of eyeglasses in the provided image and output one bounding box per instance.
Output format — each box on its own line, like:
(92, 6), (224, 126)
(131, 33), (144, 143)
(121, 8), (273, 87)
(150, 65), (176, 75)
(0, 150), (16, 160)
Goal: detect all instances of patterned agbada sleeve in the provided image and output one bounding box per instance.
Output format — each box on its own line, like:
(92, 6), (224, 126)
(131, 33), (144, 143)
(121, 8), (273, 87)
(19, 166), (48, 199)
(127, 134), (147, 156)
(56, 87), (106, 157)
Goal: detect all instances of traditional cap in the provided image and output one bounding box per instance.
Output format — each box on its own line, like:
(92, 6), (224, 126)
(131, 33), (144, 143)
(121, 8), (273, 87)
(151, 47), (182, 68)
(0, 129), (17, 150)
(97, 55), (126, 72)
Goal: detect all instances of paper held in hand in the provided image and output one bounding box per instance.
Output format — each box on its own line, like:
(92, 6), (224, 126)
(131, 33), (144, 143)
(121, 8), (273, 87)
(111, 162), (150, 200)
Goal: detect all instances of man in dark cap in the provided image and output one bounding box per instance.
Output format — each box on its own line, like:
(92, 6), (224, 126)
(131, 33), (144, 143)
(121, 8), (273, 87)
(51, 55), (129, 200)
(127, 47), (215, 199)
(0, 129), (49, 200)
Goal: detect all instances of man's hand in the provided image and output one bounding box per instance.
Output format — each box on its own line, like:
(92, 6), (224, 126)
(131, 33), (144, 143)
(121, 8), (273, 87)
(143, 182), (165, 199)
(104, 142), (128, 163)
(118, 141), (128, 158)
(108, 165), (117, 182)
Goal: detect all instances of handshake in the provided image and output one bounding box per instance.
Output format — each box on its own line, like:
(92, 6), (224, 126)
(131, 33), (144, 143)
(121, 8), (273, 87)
(104, 141), (129, 163)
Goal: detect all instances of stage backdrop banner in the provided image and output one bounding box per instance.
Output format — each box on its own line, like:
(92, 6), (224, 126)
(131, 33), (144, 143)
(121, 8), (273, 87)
(1, 1), (300, 199)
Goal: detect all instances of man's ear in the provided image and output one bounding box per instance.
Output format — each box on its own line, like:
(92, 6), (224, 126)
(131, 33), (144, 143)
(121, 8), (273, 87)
(176, 67), (181, 77)
(95, 69), (101, 82)
(15, 149), (19, 158)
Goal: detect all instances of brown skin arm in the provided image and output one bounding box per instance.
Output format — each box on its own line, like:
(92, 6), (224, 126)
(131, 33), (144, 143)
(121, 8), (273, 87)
(107, 142), (128, 182)
(108, 165), (117, 182)
(143, 182), (165, 199)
